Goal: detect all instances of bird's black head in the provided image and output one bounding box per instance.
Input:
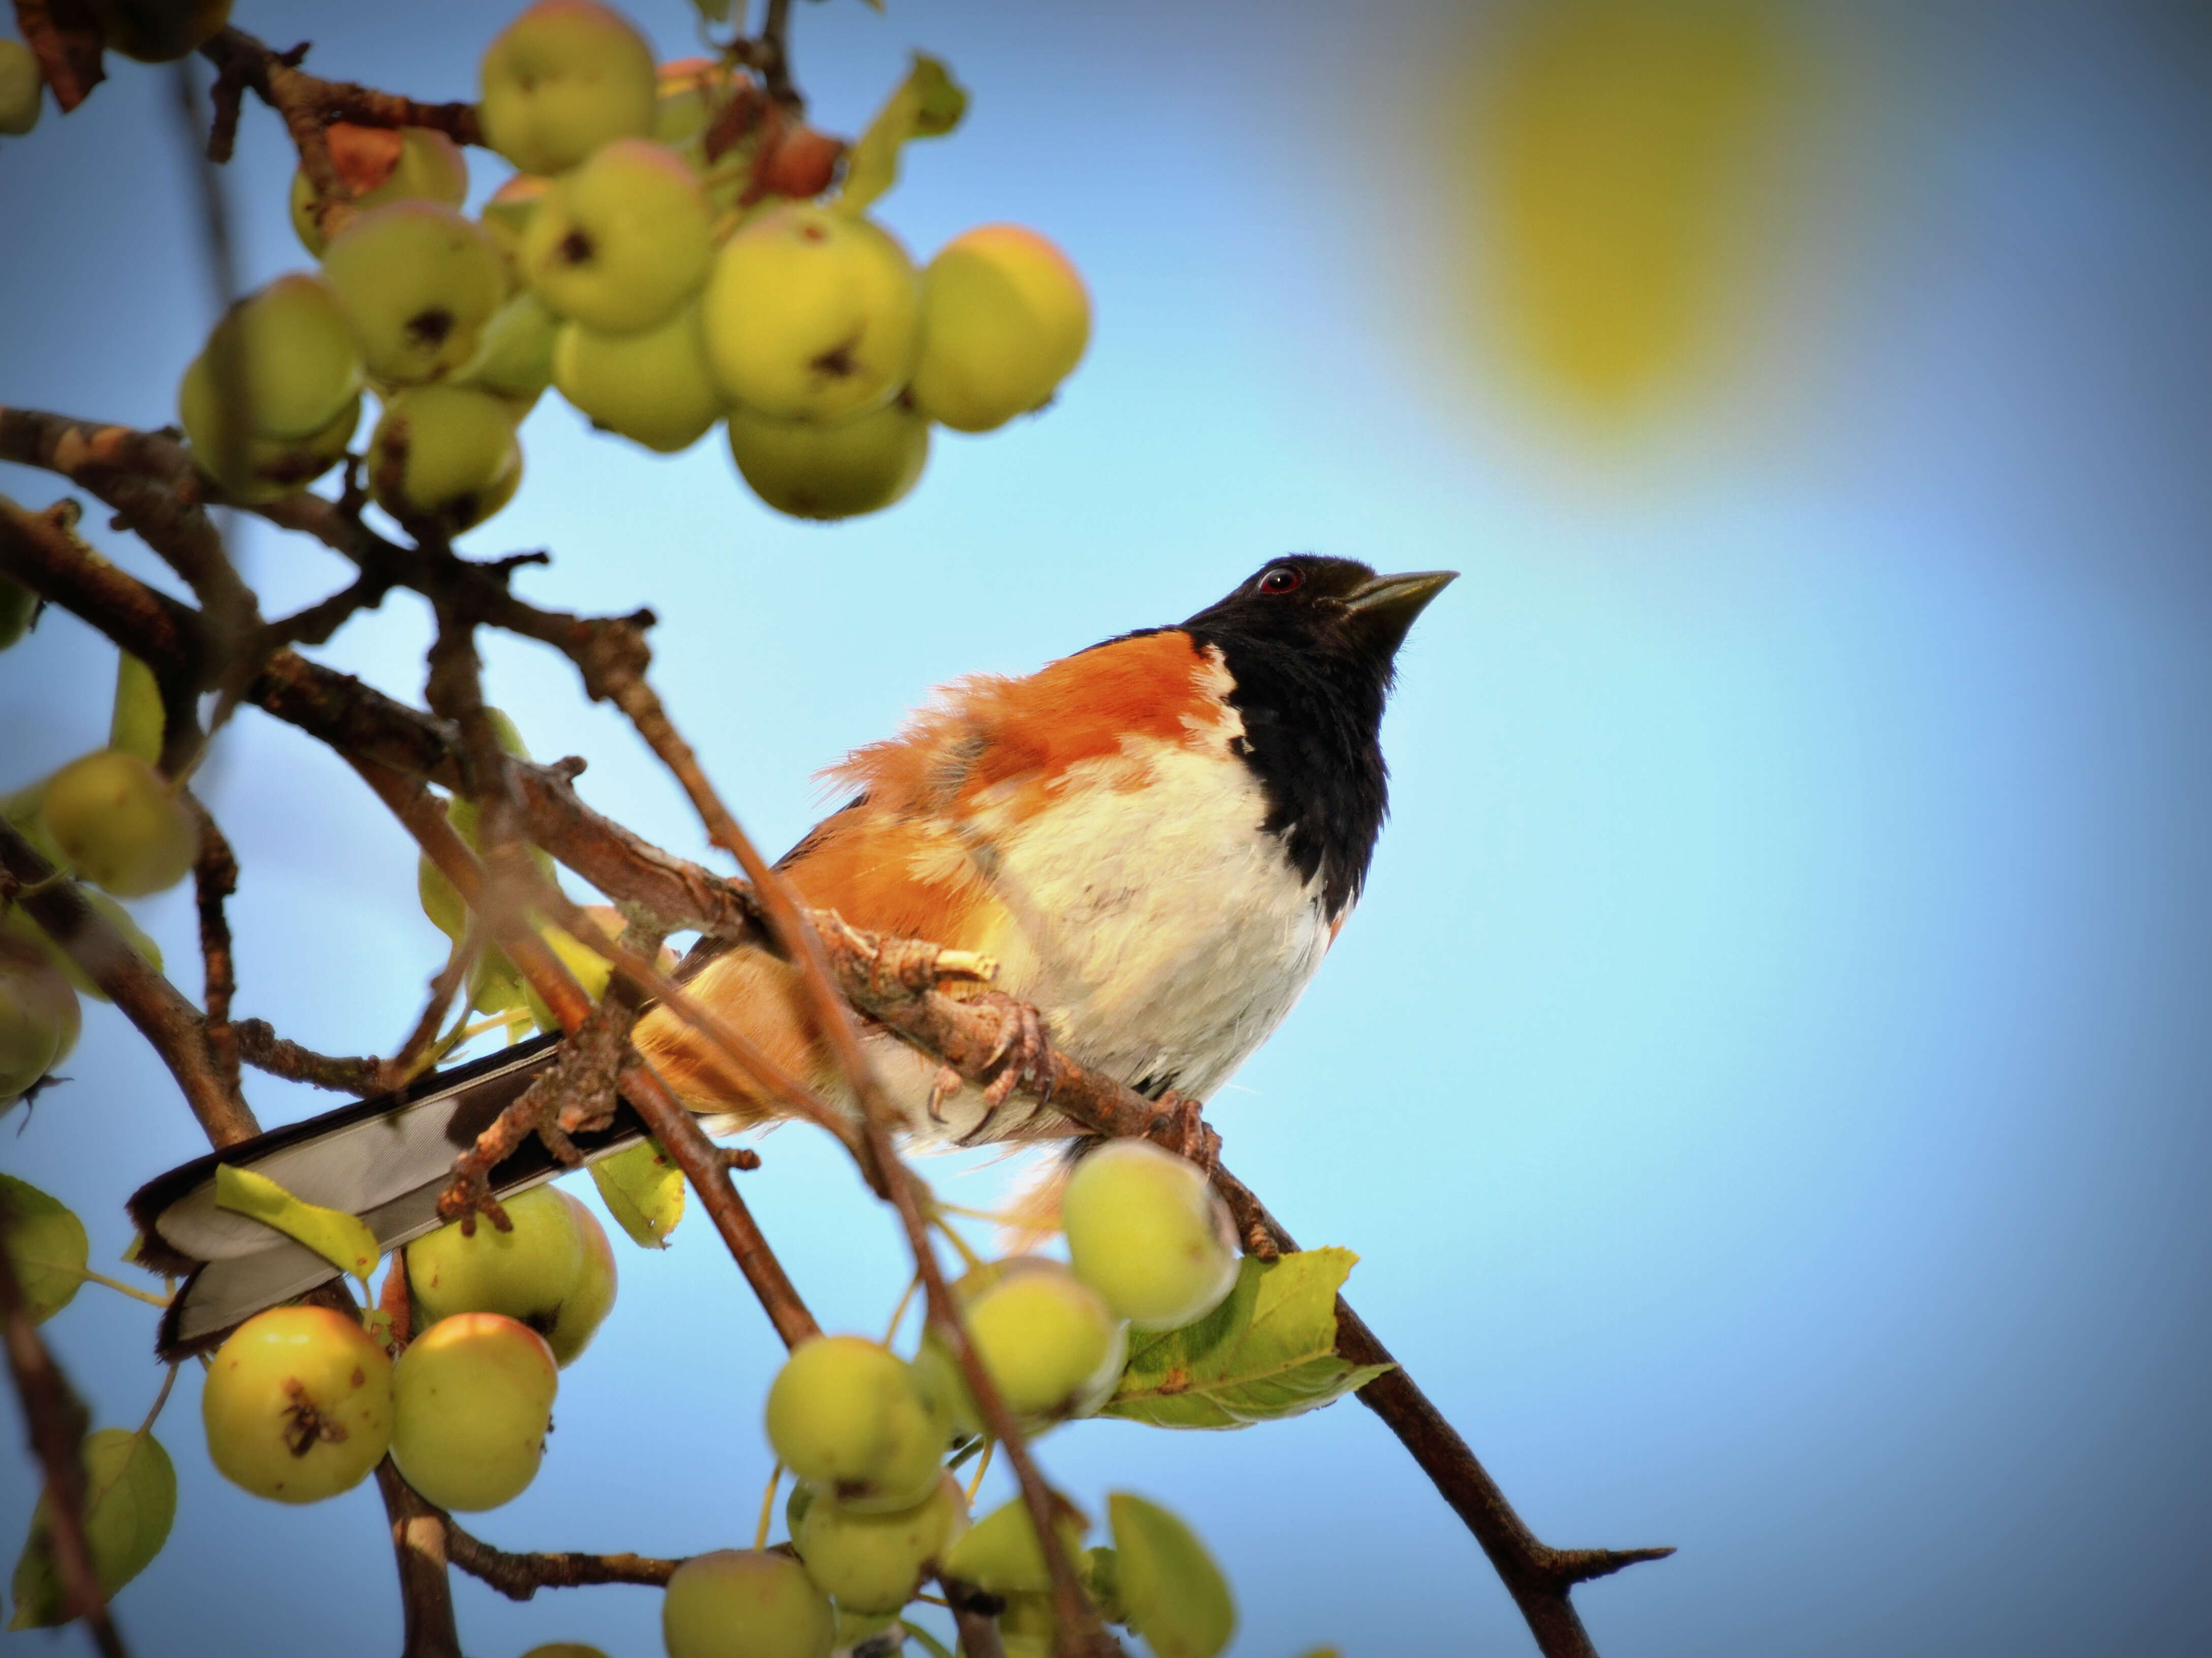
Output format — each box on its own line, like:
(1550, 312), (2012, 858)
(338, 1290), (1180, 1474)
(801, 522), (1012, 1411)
(1183, 556), (1457, 677)
(1180, 555), (1456, 917)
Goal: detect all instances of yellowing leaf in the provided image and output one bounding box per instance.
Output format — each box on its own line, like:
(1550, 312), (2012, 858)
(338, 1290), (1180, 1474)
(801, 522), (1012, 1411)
(589, 1141), (684, 1248)
(213, 1164), (378, 1286)
(0, 1173), (88, 1324)
(1108, 1492), (1235, 1658)
(9, 1428), (177, 1627)
(1100, 1248), (1391, 1429)
(835, 54), (967, 217)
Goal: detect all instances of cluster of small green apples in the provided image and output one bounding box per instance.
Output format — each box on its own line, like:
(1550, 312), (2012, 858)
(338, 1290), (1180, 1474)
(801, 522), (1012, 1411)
(649, 1138), (1242, 1658)
(197, 1137), (1239, 1654)
(175, 0), (1089, 533)
(1, 655), (184, 1110)
(200, 1183), (615, 1513)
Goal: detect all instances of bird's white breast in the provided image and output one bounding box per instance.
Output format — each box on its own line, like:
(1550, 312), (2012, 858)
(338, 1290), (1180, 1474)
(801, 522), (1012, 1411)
(875, 681), (1338, 1143)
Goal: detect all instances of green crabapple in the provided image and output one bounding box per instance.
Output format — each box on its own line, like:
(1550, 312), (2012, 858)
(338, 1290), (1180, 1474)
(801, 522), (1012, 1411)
(201, 1306), (394, 1504)
(389, 1312), (559, 1512)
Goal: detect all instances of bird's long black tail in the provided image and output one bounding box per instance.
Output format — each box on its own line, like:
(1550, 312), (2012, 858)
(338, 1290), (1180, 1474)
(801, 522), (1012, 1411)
(128, 1033), (651, 1359)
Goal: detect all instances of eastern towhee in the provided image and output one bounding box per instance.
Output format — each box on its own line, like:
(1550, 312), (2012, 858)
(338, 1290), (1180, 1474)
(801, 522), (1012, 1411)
(133, 555), (1454, 1354)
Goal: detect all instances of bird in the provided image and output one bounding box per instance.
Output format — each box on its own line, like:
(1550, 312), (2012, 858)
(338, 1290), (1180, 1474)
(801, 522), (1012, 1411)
(130, 555), (1455, 1357)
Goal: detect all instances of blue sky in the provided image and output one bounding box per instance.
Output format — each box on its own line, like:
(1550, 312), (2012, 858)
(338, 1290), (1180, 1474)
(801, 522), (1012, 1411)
(3, 3), (2209, 1654)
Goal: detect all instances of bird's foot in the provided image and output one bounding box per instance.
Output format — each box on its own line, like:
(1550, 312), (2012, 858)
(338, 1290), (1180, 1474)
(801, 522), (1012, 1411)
(434, 1157), (511, 1236)
(973, 990), (1055, 1110)
(434, 1025), (621, 1230)
(926, 1063), (963, 1126)
(1147, 1089), (1221, 1171)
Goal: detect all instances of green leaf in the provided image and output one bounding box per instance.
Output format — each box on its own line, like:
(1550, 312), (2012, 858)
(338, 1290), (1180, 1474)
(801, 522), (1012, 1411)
(689, 0), (734, 22)
(468, 949), (531, 1018)
(835, 54), (967, 216)
(0, 1173), (88, 1324)
(1099, 1248), (1391, 1429)
(213, 1164), (378, 1287)
(940, 1493), (1087, 1595)
(1107, 1492), (1235, 1658)
(589, 1140), (684, 1248)
(107, 654), (163, 766)
(8, 1428), (177, 1628)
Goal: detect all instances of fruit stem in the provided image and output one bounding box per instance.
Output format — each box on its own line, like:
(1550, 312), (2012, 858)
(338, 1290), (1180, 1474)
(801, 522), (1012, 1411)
(753, 1462), (782, 1551)
(77, 1267), (174, 1310)
(928, 1211), (988, 1276)
(932, 1200), (1020, 1227)
(964, 1438), (995, 1506)
(134, 1362), (181, 1438)
(881, 1270), (922, 1344)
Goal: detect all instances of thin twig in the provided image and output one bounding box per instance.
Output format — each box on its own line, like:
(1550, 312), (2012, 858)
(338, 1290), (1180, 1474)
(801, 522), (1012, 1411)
(376, 920), (484, 1092)
(170, 55), (261, 751)
(444, 1524), (682, 1600)
(0, 819), (255, 1149)
(184, 794), (243, 1104)
(735, 0), (801, 109)
(0, 412), (1679, 1656)
(231, 1019), (385, 1096)
(351, 756), (824, 1352)
(200, 27), (483, 147)
(0, 1196), (130, 1658)
(195, 28), (484, 243)
(11, 0), (103, 112)
(592, 675), (1114, 1652)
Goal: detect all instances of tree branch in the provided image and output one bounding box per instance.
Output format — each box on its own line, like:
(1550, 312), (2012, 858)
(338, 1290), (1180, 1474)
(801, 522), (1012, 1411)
(586, 684), (1116, 1652)
(444, 1523), (682, 1600)
(0, 820), (255, 1149)
(200, 27), (482, 149)
(231, 1018), (385, 1096)
(0, 1197), (130, 1658)
(9, 0), (102, 112)
(0, 409), (1674, 1656)
(734, 0), (801, 110)
(184, 794), (243, 1104)
(373, 1462), (464, 1658)
(195, 28), (481, 241)
(350, 755), (824, 1353)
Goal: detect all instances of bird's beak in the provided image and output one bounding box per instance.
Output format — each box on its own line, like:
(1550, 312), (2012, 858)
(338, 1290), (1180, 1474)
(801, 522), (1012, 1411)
(1345, 569), (1458, 628)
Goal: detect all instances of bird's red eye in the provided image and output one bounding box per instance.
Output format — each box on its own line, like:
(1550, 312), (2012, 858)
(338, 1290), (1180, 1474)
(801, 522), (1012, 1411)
(1258, 566), (1302, 595)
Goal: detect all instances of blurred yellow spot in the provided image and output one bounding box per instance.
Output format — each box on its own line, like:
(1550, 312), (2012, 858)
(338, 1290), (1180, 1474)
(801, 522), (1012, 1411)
(1469, 0), (1794, 417)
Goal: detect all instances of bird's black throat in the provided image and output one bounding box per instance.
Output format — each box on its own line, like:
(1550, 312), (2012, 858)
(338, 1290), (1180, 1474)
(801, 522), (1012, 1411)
(1178, 554), (1443, 920)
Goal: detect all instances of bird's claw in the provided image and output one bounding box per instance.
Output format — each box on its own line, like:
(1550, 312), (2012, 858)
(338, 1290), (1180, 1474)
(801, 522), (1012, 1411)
(927, 1063), (963, 1125)
(434, 1164), (510, 1236)
(973, 991), (1053, 1110)
(1148, 1090), (1221, 1171)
